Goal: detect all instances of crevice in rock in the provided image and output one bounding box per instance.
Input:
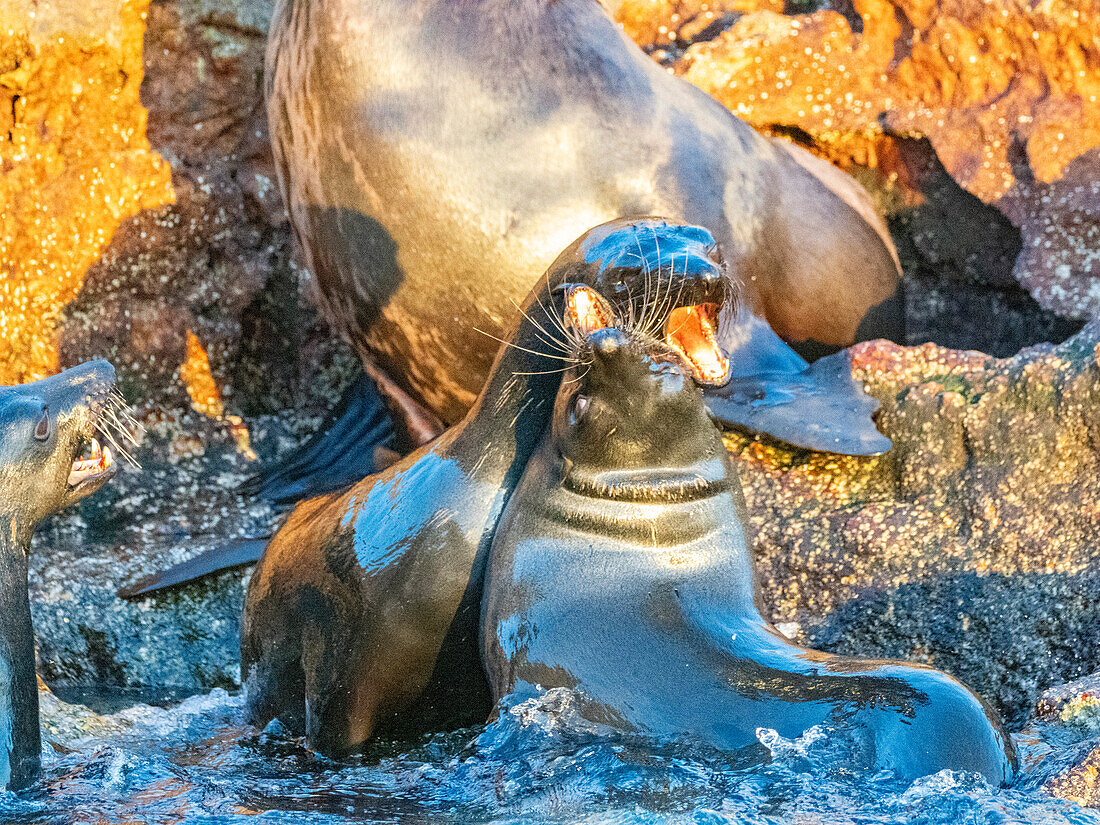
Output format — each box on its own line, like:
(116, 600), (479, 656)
(884, 138), (1084, 357)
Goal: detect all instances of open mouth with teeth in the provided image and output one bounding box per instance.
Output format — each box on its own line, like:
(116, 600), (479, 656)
(67, 436), (117, 491)
(664, 303), (730, 385)
(563, 283), (733, 387)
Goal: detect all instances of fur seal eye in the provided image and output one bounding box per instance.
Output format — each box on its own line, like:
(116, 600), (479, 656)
(571, 395), (590, 425)
(33, 407), (51, 442)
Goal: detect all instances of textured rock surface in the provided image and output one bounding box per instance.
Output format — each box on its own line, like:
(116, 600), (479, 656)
(1021, 671), (1100, 806)
(28, 405), (323, 693)
(729, 318), (1100, 728)
(666, 0), (1100, 321)
(1, 0), (338, 415)
(0, 0), (174, 384)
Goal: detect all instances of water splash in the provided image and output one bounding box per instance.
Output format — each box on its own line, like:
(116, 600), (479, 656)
(2, 686), (1098, 825)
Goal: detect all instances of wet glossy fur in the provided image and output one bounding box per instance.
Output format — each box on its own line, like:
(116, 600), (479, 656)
(481, 329), (1017, 784)
(266, 0), (903, 422)
(0, 361), (118, 791)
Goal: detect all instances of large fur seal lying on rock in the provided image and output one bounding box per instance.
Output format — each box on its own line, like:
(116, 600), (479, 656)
(0, 361), (122, 790)
(258, 0), (903, 502)
(481, 322), (1016, 785)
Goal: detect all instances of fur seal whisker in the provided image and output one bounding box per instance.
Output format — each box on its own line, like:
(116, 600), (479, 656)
(472, 329), (577, 363)
(506, 298), (575, 357)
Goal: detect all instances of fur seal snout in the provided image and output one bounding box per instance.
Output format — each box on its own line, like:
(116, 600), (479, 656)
(482, 325), (1017, 785)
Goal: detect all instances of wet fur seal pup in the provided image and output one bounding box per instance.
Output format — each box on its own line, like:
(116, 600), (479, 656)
(239, 218), (782, 751)
(481, 324), (1016, 785)
(130, 218), (886, 601)
(258, 0), (903, 502)
(0, 361), (123, 790)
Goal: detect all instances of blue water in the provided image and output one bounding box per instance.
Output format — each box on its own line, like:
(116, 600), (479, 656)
(2, 687), (1097, 825)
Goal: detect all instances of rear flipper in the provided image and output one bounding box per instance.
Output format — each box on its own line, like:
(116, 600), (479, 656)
(118, 537), (271, 599)
(243, 364), (442, 508)
(702, 314), (892, 456)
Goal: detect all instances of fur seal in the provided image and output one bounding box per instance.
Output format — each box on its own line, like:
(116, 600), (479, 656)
(239, 218), (770, 750)
(131, 218), (886, 601)
(481, 324), (1016, 785)
(0, 361), (122, 790)
(259, 0), (902, 501)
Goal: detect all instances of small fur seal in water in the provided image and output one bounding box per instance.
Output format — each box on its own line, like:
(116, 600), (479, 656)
(258, 0), (903, 502)
(481, 323), (1017, 785)
(239, 218), (776, 751)
(129, 218), (886, 598)
(0, 361), (123, 790)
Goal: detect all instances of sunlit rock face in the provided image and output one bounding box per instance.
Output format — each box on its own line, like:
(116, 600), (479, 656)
(0, 0), (173, 385)
(730, 319), (1100, 727)
(1, 0), (348, 418)
(636, 0), (1100, 322)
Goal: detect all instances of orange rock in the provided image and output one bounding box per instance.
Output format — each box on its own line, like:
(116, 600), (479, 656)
(674, 0), (1100, 318)
(0, 0), (174, 384)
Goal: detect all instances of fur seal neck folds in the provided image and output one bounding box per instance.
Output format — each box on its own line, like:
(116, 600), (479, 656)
(241, 219), (746, 753)
(0, 361), (123, 791)
(481, 323), (1016, 785)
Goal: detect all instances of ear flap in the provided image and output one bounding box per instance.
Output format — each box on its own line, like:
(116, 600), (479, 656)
(702, 313), (892, 456)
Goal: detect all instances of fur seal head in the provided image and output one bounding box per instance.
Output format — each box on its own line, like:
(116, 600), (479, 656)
(0, 360), (126, 791)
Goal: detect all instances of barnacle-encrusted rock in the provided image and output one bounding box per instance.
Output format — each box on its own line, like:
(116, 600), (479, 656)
(670, 0), (1100, 319)
(729, 318), (1100, 726)
(1020, 672), (1100, 806)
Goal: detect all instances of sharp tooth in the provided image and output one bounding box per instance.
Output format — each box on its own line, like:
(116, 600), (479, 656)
(103, 445), (113, 467)
(91, 438), (102, 460)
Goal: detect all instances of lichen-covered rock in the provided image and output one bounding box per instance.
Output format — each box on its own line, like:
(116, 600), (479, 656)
(669, 0), (1100, 319)
(731, 319), (1100, 727)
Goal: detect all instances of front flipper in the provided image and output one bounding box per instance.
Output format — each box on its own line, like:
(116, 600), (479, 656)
(703, 314), (891, 456)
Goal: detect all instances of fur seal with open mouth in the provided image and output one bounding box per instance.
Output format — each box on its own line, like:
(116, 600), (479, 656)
(257, 0), (903, 502)
(0, 360), (124, 790)
(130, 219), (886, 603)
(481, 323), (1016, 785)
(239, 218), (785, 751)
